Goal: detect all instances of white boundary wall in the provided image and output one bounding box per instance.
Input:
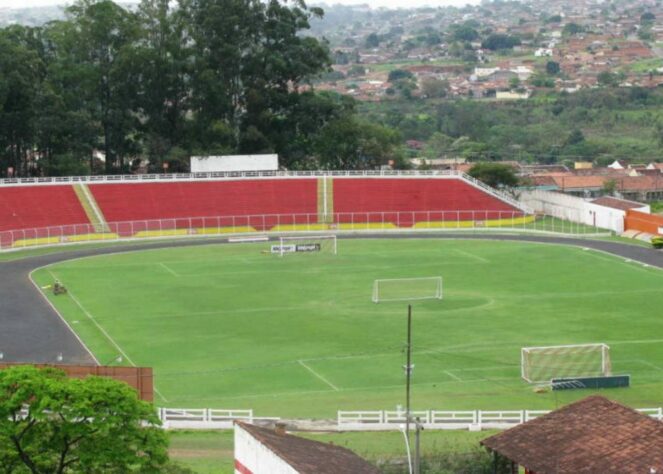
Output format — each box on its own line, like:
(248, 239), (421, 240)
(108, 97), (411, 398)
(519, 189), (649, 233)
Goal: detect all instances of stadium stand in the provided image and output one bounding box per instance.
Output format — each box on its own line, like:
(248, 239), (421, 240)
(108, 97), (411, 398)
(0, 174), (530, 248)
(89, 179), (318, 232)
(333, 178), (522, 226)
(0, 185), (90, 232)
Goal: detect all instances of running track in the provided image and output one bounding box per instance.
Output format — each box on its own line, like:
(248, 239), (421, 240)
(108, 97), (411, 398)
(1, 234), (661, 365)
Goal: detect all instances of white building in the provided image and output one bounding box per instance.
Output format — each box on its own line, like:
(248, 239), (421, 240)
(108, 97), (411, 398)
(535, 48), (554, 57)
(234, 422), (379, 474)
(474, 67), (501, 78)
(190, 154), (278, 173)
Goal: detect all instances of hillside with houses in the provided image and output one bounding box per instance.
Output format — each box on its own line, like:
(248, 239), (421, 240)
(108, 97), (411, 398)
(309, 0), (663, 101)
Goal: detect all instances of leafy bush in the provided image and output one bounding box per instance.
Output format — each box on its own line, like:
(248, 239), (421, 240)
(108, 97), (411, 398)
(652, 236), (663, 249)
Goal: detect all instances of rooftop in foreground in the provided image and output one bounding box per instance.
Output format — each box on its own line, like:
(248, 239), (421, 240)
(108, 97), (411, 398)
(481, 395), (663, 474)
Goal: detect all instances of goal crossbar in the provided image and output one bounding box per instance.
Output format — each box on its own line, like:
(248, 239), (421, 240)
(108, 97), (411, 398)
(521, 343), (611, 384)
(372, 276), (443, 303)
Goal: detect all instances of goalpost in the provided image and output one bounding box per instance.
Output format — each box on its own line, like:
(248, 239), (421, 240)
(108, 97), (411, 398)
(276, 235), (337, 257)
(372, 277), (443, 303)
(521, 343), (611, 384)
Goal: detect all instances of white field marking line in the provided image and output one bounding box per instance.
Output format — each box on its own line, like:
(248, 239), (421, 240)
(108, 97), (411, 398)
(27, 270), (100, 365)
(420, 237), (663, 272)
(168, 358), (661, 404)
(184, 374), (519, 403)
(448, 365), (517, 373)
(609, 338), (663, 346)
(94, 305), (314, 323)
(444, 370), (463, 381)
(453, 248), (489, 263)
(505, 287), (663, 300)
(294, 336), (663, 367)
(159, 262), (179, 277)
(298, 360), (339, 391)
(637, 360), (663, 372)
(47, 270), (169, 403)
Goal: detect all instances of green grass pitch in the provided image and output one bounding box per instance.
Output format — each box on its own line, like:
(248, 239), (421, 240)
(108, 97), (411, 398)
(32, 238), (663, 417)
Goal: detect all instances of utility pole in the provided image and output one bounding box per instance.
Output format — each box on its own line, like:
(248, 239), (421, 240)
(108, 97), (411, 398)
(414, 417), (423, 474)
(405, 304), (413, 437)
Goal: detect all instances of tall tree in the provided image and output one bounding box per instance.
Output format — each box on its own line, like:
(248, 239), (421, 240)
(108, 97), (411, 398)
(62, 0), (142, 173)
(468, 162), (519, 188)
(135, 0), (192, 171)
(314, 116), (403, 169)
(184, 0), (331, 159)
(0, 26), (43, 177)
(0, 365), (168, 472)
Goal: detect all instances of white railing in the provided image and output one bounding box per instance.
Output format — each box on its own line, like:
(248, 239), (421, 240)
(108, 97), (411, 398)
(152, 406), (663, 431)
(0, 169), (504, 185)
(336, 407), (663, 431)
(0, 169), (461, 186)
(1, 210), (609, 252)
(157, 408), (280, 429)
(460, 172), (528, 212)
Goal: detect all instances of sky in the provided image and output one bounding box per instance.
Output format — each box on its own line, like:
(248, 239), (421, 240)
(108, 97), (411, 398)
(0, 0), (482, 9)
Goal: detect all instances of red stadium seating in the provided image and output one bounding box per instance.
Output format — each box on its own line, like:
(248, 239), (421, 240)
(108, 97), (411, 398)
(0, 185), (89, 232)
(0, 176), (524, 248)
(333, 178), (520, 226)
(89, 179), (318, 231)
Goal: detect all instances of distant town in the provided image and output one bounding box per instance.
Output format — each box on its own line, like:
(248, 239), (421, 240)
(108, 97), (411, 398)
(307, 0), (663, 101)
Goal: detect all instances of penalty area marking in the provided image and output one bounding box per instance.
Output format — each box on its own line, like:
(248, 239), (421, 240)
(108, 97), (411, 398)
(298, 360), (339, 391)
(637, 360), (663, 373)
(444, 370), (462, 381)
(47, 270), (169, 403)
(159, 262), (180, 277)
(453, 249), (490, 263)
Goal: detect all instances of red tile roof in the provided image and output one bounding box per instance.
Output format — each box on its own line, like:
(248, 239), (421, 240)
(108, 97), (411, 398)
(553, 175), (607, 190)
(236, 422), (380, 474)
(591, 196), (646, 210)
(481, 396), (663, 474)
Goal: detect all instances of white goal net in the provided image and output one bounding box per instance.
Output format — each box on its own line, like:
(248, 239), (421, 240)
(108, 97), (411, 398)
(521, 343), (611, 384)
(372, 277), (443, 303)
(275, 235), (337, 257)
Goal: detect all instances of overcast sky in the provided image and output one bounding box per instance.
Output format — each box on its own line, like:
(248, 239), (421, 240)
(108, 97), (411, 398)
(1, 0), (481, 9)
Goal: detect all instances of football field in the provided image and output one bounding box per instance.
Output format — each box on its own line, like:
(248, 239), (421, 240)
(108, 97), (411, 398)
(32, 238), (663, 417)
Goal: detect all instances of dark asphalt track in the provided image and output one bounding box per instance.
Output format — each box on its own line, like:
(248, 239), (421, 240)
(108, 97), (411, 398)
(1, 233), (661, 365)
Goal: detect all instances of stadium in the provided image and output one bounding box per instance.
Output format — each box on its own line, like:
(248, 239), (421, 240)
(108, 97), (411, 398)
(2, 170), (663, 427)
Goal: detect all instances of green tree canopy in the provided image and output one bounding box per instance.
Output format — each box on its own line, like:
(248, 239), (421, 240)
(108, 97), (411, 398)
(641, 12), (656, 23)
(546, 61), (561, 75)
(0, 365), (168, 472)
(388, 68), (414, 82)
(468, 162), (519, 188)
(481, 33), (521, 51)
(365, 32), (380, 48)
(449, 24), (479, 42)
(563, 22), (584, 35)
(314, 117), (403, 169)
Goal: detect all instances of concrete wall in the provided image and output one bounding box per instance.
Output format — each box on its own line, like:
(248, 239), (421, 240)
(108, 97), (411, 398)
(519, 190), (649, 233)
(234, 424), (298, 474)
